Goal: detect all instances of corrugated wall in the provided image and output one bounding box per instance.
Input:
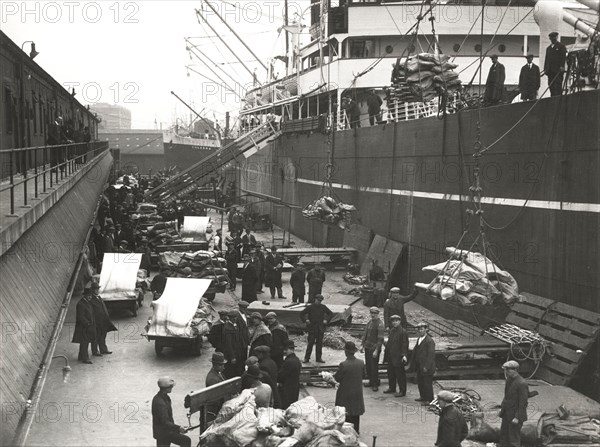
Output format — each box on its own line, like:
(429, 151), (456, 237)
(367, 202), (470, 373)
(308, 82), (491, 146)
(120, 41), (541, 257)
(0, 153), (112, 445)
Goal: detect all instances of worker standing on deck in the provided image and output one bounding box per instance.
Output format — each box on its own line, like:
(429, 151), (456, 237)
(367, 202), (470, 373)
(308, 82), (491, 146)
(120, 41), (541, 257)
(361, 307), (384, 391)
(484, 55), (505, 106)
(518, 55), (540, 101)
(412, 321), (436, 404)
(499, 360), (529, 447)
(151, 377), (191, 447)
(383, 314), (409, 397)
(89, 282), (117, 357)
(545, 32), (567, 97)
(306, 264), (326, 303)
(435, 390), (468, 447)
(300, 294), (333, 363)
(383, 287), (418, 328)
(264, 312), (289, 368)
(367, 89), (383, 126)
(290, 262), (306, 303)
(278, 340), (302, 409)
(265, 246), (285, 299)
(334, 341), (365, 434)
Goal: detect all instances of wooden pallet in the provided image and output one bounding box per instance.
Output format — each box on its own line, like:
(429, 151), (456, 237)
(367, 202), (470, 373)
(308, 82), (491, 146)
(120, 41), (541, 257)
(505, 292), (600, 386)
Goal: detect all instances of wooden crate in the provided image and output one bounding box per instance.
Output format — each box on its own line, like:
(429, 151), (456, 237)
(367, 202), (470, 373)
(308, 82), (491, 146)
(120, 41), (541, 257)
(505, 292), (600, 386)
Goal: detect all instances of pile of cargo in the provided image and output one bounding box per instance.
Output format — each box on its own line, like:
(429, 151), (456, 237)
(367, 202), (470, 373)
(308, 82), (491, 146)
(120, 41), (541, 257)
(145, 221), (181, 246)
(302, 196), (356, 230)
(201, 395), (366, 447)
(415, 247), (520, 306)
(389, 53), (461, 103)
(158, 250), (230, 296)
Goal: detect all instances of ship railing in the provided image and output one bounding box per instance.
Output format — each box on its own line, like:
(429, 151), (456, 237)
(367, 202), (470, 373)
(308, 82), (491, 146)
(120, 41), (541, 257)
(385, 99), (439, 122)
(0, 141), (109, 216)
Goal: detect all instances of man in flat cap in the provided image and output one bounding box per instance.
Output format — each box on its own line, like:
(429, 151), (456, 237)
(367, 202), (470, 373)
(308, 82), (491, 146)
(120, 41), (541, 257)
(264, 312), (289, 368)
(545, 32), (567, 96)
(499, 360), (529, 447)
(306, 264), (326, 303)
(300, 294), (333, 363)
(205, 353), (226, 424)
(412, 321), (436, 403)
(384, 287), (418, 329)
(152, 377), (191, 447)
(248, 312), (272, 356)
(278, 340), (302, 409)
(383, 314), (409, 397)
(519, 54), (540, 101)
(435, 390), (468, 447)
(334, 341), (365, 433)
(361, 307), (384, 391)
(484, 54), (505, 106)
(290, 262), (306, 304)
(265, 245), (285, 299)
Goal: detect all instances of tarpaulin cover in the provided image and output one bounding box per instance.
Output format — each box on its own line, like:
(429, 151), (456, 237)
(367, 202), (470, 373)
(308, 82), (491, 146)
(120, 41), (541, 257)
(181, 216), (211, 242)
(99, 253), (142, 301)
(146, 278), (212, 337)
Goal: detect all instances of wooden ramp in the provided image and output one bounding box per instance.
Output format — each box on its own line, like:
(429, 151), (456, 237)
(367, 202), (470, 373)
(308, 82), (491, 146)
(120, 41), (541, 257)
(506, 292), (600, 386)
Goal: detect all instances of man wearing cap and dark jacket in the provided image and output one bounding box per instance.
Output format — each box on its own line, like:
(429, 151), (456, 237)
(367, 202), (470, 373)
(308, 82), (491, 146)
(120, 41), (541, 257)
(484, 55), (505, 105)
(300, 295), (333, 363)
(412, 322), (436, 403)
(152, 377), (191, 447)
(436, 390), (468, 447)
(222, 313), (246, 378)
(241, 256), (259, 303)
(384, 314), (410, 397)
(265, 246), (285, 299)
(384, 288), (418, 329)
(519, 55), (540, 101)
(306, 265), (326, 303)
(278, 341), (302, 409)
(265, 312), (289, 368)
(545, 32), (567, 96)
(361, 307), (384, 391)
(205, 353), (227, 424)
(334, 342), (365, 433)
(72, 291), (96, 364)
(290, 263), (306, 303)
(499, 360), (529, 447)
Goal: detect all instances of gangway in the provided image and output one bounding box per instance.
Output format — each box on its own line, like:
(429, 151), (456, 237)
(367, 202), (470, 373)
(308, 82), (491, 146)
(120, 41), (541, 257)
(145, 120), (280, 202)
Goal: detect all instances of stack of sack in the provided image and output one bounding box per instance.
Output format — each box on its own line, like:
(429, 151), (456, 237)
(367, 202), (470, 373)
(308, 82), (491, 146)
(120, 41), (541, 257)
(158, 250), (229, 293)
(415, 247), (520, 306)
(201, 394), (366, 447)
(302, 196), (356, 230)
(389, 53), (461, 103)
(146, 221), (181, 246)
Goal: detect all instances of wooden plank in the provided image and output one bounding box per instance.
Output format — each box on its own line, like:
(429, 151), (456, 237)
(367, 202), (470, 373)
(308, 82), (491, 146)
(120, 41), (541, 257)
(505, 314), (589, 350)
(361, 235), (404, 280)
(542, 356), (578, 376)
(521, 292), (600, 325)
(546, 342), (583, 364)
(184, 377), (242, 414)
(505, 314), (538, 331)
(512, 303), (599, 337)
(535, 367), (570, 386)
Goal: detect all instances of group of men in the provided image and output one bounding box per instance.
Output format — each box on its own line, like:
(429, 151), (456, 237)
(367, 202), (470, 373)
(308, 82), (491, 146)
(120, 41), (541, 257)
(485, 31), (568, 105)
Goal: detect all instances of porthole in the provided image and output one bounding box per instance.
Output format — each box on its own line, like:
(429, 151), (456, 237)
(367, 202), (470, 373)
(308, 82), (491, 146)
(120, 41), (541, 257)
(498, 44), (506, 53)
(474, 44), (482, 52)
(453, 43), (461, 52)
(385, 45), (394, 54)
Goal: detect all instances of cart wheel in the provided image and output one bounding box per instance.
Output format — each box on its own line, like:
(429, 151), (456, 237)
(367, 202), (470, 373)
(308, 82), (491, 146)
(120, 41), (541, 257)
(191, 338), (202, 356)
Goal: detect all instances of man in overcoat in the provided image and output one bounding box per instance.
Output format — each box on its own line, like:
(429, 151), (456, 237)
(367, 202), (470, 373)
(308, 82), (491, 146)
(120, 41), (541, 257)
(484, 55), (505, 105)
(499, 360), (529, 447)
(361, 307), (384, 391)
(518, 54), (540, 101)
(383, 314), (409, 397)
(435, 390), (468, 447)
(306, 264), (326, 303)
(72, 291), (96, 363)
(89, 282), (117, 356)
(299, 294), (333, 363)
(248, 312), (272, 356)
(265, 246), (285, 299)
(334, 341), (365, 433)
(222, 312), (246, 378)
(412, 321), (436, 403)
(278, 340), (301, 410)
(264, 312), (289, 368)
(151, 377), (191, 447)
(241, 255), (259, 303)
(544, 32), (567, 96)
(289, 262), (306, 303)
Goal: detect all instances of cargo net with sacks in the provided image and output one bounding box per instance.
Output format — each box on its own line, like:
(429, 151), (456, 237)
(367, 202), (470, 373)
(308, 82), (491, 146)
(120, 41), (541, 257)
(389, 53), (461, 104)
(415, 247), (521, 306)
(302, 196), (356, 230)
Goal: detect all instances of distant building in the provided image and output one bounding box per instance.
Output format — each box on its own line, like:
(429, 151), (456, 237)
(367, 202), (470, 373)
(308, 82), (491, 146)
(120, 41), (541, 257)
(99, 129), (164, 174)
(92, 103), (132, 131)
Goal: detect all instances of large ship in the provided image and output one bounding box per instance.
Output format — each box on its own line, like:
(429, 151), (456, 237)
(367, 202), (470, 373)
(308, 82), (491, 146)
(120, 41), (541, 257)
(163, 124), (221, 171)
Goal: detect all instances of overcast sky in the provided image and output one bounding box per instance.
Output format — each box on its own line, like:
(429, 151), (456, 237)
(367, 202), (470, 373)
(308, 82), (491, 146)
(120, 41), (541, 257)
(2, 0), (311, 129)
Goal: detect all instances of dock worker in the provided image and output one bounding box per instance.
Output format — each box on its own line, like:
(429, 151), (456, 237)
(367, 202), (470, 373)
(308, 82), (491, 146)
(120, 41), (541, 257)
(300, 294), (333, 363)
(334, 341), (365, 434)
(306, 264), (326, 303)
(222, 311), (246, 378)
(207, 310), (227, 352)
(242, 253), (259, 303)
(151, 266), (169, 300)
(361, 307), (384, 391)
(248, 312), (272, 356)
(245, 364), (273, 408)
(89, 282), (117, 357)
(278, 340), (302, 410)
(484, 55), (505, 106)
(205, 352), (226, 424)
(367, 89), (383, 126)
(545, 32), (567, 96)
(264, 311), (289, 368)
(242, 355), (281, 408)
(265, 246), (285, 299)
(383, 314), (409, 397)
(383, 287), (418, 329)
(518, 55), (540, 101)
(435, 390), (468, 447)
(290, 262), (306, 303)
(412, 321), (436, 404)
(72, 287), (96, 364)
(224, 244), (238, 291)
(499, 360), (529, 447)
(152, 377), (191, 447)
(241, 228), (257, 256)
(213, 228), (223, 252)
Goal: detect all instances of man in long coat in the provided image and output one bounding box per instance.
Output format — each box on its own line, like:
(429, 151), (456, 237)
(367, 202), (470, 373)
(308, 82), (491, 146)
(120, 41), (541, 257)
(89, 282), (117, 356)
(265, 246), (285, 299)
(72, 291), (96, 363)
(544, 32), (567, 96)
(334, 341), (365, 434)
(484, 55), (505, 106)
(265, 311), (289, 368)
(518, 55), (541, 101)
(241, 256), (259, 303)
(222, 312), (246, 378)
(412, 321), (436, 403)
(499, 360), (529, 447)
(306, 264), (326, 303)
(299, 294), (333, 363)
(383, 314), (410, 397)
(289, 262), (306, 303)
(435, 390), (468, 447)
(278, 340), (301, 410)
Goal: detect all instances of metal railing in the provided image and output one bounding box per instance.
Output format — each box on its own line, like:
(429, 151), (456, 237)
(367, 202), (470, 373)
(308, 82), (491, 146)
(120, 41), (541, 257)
(0, 141), (109, 216)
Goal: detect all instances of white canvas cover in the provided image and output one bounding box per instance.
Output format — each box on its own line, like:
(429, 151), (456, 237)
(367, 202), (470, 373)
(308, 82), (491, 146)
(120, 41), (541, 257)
(146, 278), (212, 337)
(180, 216), (211, 242)
(99, 253), (142, 301)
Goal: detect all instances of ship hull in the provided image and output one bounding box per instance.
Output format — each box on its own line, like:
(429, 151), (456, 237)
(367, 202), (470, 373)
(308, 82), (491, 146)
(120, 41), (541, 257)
(239, 90), (600, 313)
